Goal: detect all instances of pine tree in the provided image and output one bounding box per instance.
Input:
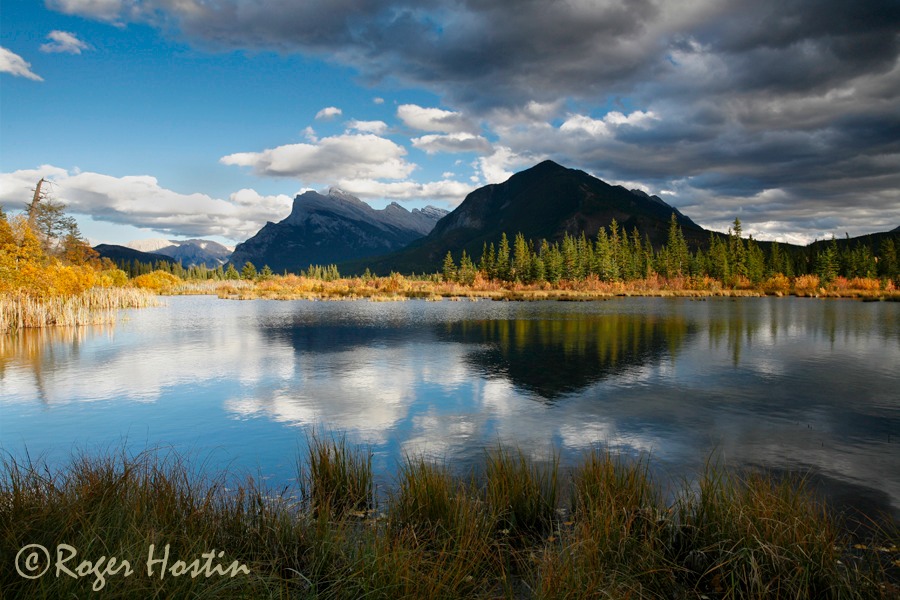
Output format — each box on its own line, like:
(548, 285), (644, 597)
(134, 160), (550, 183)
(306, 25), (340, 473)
(665, 213), (689, 277)
(594, 228), (612, 280)
(815, 237), (840, 284)
(561, 233), (578, 280)
(608, 220), (622, 281)
(745, 237), (765, 283)
(512, 232), (531, 282)
(241, 261), (258, 280)
(708, 234), (730, 282)
(530, 252), (546, 282)
(729, 218), (747, 280)
(442, 251), (457, 282)
(496, 233), (511, 281)
(543, 243), (563, 283)
(878, 238), (898, 282)
(459, 250), (476, 284)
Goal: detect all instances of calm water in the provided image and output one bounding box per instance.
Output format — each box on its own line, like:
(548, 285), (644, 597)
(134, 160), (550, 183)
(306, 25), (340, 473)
(1, 296), (898, 519)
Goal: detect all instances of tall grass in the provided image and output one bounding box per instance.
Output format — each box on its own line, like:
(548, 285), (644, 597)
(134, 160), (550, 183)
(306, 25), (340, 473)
(0, 287), (157, 332)
(1, 443), (896, 599)
(484, 446), (560, 543)
(300, 432), (373, 519)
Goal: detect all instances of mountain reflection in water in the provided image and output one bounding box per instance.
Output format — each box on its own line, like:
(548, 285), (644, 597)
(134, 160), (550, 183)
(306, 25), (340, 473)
(439, 316), (693, 400)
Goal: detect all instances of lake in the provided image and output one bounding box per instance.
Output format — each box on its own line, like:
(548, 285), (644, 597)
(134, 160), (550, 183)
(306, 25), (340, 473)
(1, 295), (898, 521)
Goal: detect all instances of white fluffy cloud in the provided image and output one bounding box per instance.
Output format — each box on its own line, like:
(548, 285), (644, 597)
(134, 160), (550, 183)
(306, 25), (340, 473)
(40, 31), (90, 54)
(315, 106), (342, 120)
(0, 166), (292, 241)
(0, 47), (43, 81)
(333, 178), (471, 205)
(346, 119), (388, 134)
(477, 146), (539, 184)
(220, 133), (415, 181)
(397, 104), (476, 133)
(47, 0), (129, 22)
(559, 110), (659, 137)
(411, 132), (492, 155)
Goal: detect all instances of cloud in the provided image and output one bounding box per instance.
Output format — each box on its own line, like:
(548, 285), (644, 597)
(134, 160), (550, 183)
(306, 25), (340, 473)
(40, 30), (91, 54)
(411, 133), (492, 155)
(0, 47), (43, 81)
(397, 104), (476, 133)
(220, 133), (414, 181)
(559, 110), (659, 138)
(346, 119), (388, 134)
(47, 0), (130, 23)
(333, 178), (471, 205)
(315, 106), (342, 120)
(0, 166), (293, 241)
(477, 146), (541, 184)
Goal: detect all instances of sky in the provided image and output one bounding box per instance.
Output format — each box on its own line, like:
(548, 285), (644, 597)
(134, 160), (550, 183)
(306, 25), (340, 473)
(1, 0), (898, 247)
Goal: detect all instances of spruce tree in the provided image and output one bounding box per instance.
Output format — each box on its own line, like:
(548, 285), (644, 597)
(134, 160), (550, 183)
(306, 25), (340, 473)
(496, 233), (511, 281)
(241, 261), (258, 280)
(442, 251), (457, 282)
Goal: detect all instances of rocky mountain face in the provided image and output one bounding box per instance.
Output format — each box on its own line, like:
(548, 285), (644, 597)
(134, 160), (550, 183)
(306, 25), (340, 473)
(125, 238), (234, 267)
(358, 160), (706, 274)
(228, 188), (448, 272)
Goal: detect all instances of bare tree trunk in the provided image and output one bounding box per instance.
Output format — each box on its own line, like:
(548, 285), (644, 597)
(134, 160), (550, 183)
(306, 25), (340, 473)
(27, 178), (45, 224)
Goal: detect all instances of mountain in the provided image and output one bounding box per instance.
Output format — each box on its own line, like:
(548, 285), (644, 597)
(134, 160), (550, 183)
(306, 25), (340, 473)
(94, 244), (174, 266)
(807, 228), (900, 252)
(354, 160), (706, 274)
(228, 188), (448, 272)
(124, 238), (233, 267)
(125, 238), (176, 253)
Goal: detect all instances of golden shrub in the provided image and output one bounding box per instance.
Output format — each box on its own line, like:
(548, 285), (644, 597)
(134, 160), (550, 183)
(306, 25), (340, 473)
(130, 270), (181, 292)
(762, 274), (791, 295)
(793, 274), (821, 295)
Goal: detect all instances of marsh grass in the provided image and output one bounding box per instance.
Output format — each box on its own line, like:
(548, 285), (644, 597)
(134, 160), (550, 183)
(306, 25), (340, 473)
(0, 287), (157, 332)
(484, 446), (560, 544)
(168, 274), (900, 304)
(1, 444), (896, 599)
(300, 432), (374, 519)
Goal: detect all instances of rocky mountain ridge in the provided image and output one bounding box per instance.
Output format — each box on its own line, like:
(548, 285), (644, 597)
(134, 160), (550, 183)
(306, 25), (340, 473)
(125, 238), (234, 267)
(228, 188), (448, 272)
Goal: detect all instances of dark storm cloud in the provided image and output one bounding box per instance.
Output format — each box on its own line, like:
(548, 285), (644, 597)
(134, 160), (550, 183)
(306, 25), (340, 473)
(50, 0), (900, 239)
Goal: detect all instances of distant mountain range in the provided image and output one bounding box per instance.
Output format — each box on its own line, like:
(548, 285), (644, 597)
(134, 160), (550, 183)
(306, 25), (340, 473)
(227, 188), (448, 272)
(125, 238), (233, 267)
(95, 238), (234, 268)
(93, 244), (176, 266)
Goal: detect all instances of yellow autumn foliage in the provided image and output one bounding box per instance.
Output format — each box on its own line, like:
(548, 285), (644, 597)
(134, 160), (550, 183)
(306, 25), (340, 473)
(1, 209), (160, 331)
(0, 213), (104, 297)
(130, 270), (181, 292)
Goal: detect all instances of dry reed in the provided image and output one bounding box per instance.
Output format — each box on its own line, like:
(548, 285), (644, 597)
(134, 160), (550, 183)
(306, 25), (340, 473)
(0, 287), (157, 333)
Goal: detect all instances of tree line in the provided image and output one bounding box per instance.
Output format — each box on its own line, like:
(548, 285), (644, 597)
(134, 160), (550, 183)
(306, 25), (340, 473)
(115, 258), (341, 282)
(441, 215), (899, 286)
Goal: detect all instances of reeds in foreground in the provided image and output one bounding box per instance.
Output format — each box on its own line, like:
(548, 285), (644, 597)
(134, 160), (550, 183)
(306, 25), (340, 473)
(0, 287), (157, 333)
(1, 443), (896, 599)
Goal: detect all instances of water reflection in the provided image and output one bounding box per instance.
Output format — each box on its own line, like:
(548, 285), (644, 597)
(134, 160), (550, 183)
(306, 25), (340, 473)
(1, 297), (898, 521)
(439, 316), (693, 399)
(0, 326), (114, 404)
